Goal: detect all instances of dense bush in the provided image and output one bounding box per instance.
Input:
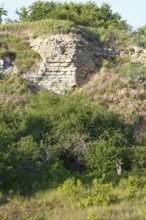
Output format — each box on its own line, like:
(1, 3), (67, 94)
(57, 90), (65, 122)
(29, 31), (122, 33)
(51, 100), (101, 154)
(0, 88), (138, 193)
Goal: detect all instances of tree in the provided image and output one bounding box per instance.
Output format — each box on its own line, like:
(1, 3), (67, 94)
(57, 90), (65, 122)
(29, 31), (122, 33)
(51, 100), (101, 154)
(0, 6), (7, 23)
(16, 7), (29, 22)
(79, 1), (100, 26)
(16, 1), (56, 22)
(28, 1), (55, 21)
(137, 25), (146, 35)
(15, 1), (128, 30)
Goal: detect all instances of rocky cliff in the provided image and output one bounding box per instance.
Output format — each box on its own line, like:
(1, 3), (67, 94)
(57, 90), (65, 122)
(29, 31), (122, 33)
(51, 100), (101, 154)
(0, 33), (116, 94)
(23, 34), (106, 93)
(1, 31), (146, 94)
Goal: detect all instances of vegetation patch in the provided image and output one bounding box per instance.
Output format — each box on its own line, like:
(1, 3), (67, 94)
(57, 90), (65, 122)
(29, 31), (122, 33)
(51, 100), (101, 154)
(0, 35), (40, 74)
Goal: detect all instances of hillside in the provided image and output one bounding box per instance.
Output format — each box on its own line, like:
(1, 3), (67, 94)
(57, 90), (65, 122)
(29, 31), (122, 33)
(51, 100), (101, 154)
(1, 19), (146, 93)
(0, 2), (146, 219)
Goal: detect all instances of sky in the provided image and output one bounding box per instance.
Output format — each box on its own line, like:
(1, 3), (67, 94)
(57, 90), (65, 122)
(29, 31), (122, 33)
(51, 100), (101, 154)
(1, 0), (146, 30)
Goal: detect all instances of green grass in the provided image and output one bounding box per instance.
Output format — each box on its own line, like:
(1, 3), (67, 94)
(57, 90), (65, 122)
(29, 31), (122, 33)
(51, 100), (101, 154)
(111, 62), (146, 78)
(0, 34), (40, 74)
(0, 180), (145, 220)
(0, 19), (75, 37)
(0, 19), (102, 42)
(0, 19), (129, 43)
(0, 74), (29, 95)
(0, 18), (146, 51)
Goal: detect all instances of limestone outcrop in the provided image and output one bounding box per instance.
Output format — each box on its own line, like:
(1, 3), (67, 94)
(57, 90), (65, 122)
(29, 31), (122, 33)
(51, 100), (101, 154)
(1, 33), (146, 94)
(0, 32), (119, 93)
(23, 34), (103, 93)
(0, 33), (116, 93)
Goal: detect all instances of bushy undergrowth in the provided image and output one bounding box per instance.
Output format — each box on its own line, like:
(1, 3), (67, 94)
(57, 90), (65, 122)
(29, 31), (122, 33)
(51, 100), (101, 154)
(112, 62), (146, 78)
(0, 75), (145, 219)
(0, 174), (146, 220)
(0, 74), (29, 95)
(59, 174), (146, 207)
(59, 177), (114, 206)
(0, 79), (145, 196)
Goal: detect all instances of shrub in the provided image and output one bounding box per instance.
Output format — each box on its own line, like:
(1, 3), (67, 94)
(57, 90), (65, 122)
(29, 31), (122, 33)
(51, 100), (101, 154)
(59, 177), (84, 201)
(59, 177), (114, 207)
(118, 176), (139, 199)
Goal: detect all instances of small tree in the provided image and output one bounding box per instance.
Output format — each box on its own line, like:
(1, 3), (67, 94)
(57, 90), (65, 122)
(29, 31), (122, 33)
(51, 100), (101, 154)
(0, 6), (7, 23)
(16, 7), (29, 22)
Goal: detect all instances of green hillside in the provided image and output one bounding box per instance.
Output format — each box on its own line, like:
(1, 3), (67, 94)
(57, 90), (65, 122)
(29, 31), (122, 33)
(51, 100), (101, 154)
(0, 1), (146, 220)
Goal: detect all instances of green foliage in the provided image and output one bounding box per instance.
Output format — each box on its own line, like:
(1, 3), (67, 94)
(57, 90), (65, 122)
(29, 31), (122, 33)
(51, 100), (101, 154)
(0, 74), (28, 95)
(84, 140), (134, 181)
(132, 26), (146, 48)
(0, 35), (40, 73)
(88, 179), (114, 206)
(32, 19), (75, 36)
(16, 1), (128, 30)
(0, 77), (144, 196)
(0, 19), (75, 40)
(0, 6), (7, 24)
(118, 176), (140, 199)
(112, 62), (146, 78)
(0, 87), (136, 193)
(59, 177), (114, 206)
(137, 25), (146, 35)
(0, 19), (128, 44)
(102, 59), (109, 68)
(16, 1), (56, 22)
(59, 173), (146, 209)
(15, 50), (40, 74)
(59, 178), (84, 201)
(132, 146), (146, 169)
(84, 140), (117, 179)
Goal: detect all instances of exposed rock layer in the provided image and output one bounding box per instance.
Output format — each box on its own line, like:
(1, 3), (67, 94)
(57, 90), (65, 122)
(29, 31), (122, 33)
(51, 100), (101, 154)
(1, 33), (146, 94)
(23, 34), (104, 93)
